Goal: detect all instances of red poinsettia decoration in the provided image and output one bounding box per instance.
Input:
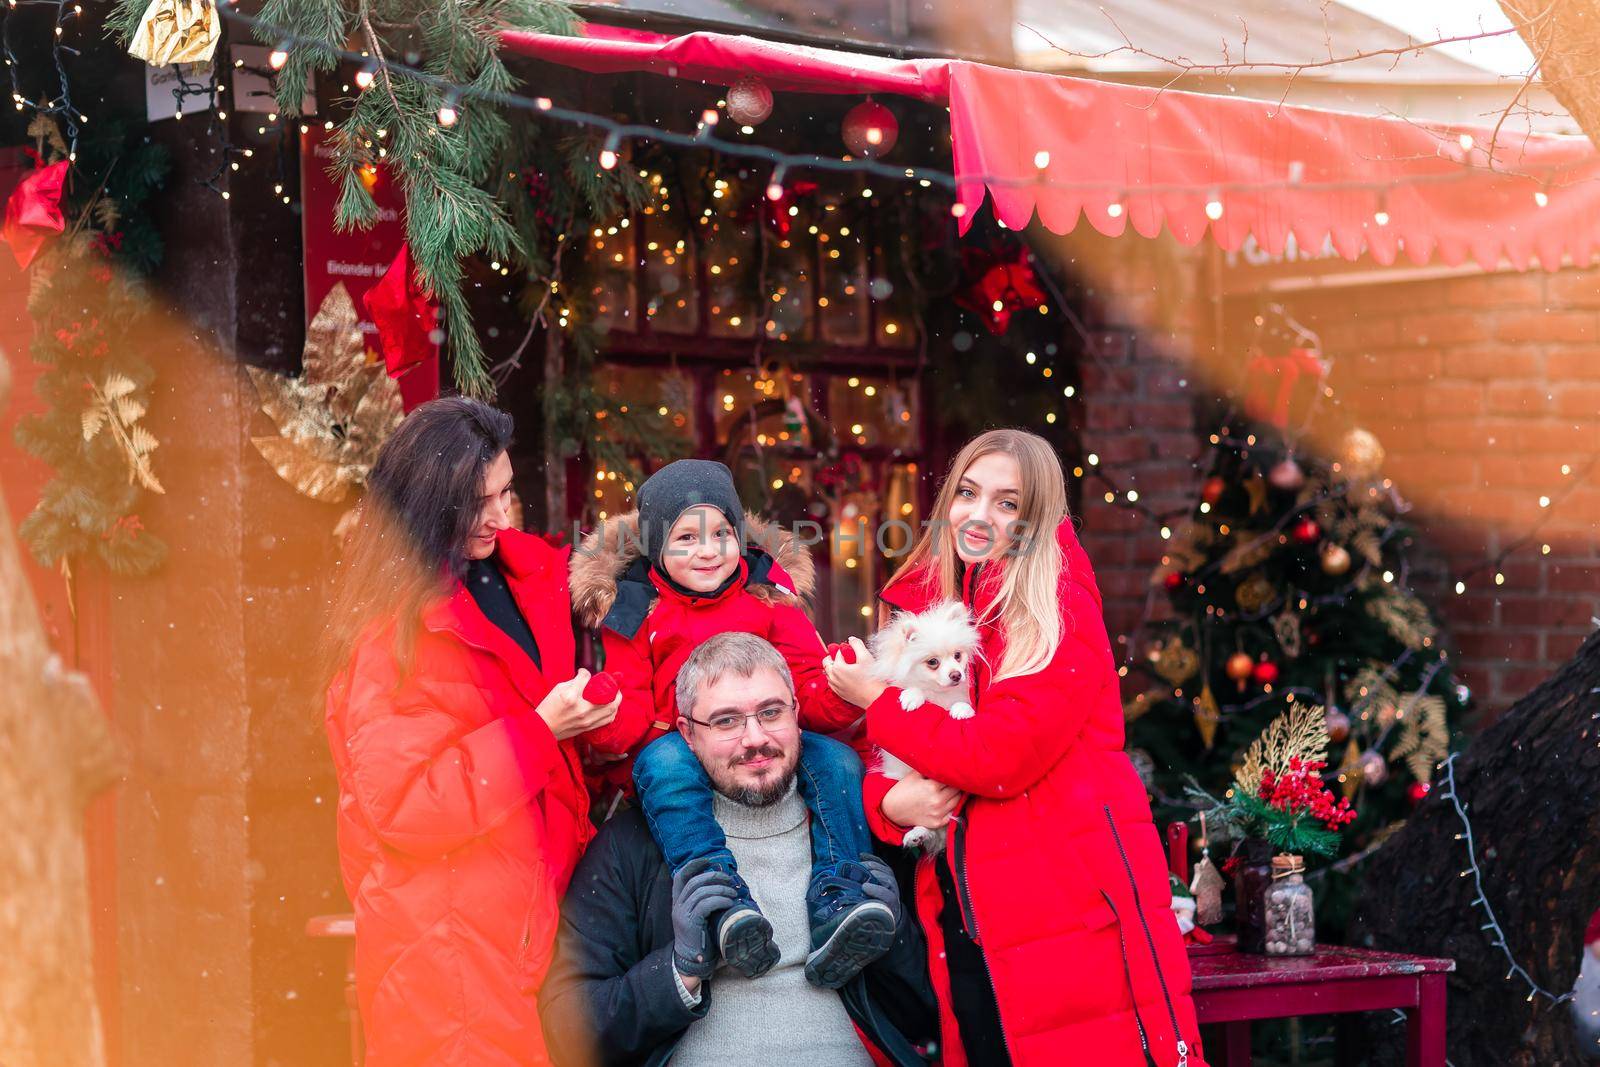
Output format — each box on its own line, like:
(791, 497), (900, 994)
(953, 244), (1047, 335)
(3, 160), (69, 270)
(364, 243), (440, 411)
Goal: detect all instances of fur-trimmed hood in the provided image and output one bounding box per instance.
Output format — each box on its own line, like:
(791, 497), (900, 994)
(570, 510), (817, 631)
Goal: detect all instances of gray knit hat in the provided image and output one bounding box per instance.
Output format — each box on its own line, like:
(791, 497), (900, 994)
(636, 459), (746, 567)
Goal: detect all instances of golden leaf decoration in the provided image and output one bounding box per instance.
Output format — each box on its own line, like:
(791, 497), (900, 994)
(1234, 701), (1327, 795)
(82, 373), (164, 494)
(248, 282), (404, 506)
(1365, 591), (1437, 650)
(1388, 692), (1449, 783)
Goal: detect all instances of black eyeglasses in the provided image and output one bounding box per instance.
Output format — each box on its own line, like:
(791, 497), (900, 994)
(683, 703), (798, 739)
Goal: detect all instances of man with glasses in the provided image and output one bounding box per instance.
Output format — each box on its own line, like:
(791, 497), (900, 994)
(541, 633), (936, 1066)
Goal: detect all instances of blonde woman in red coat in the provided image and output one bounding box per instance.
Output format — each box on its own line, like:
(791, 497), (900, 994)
(826, 428), (1206, 1067)
(323, 398), (619, 1066)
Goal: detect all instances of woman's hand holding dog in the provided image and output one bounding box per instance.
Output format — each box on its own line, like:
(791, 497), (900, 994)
(536, 669), (622, 740)
(824, 636), (889, 709)
(881, 770), (963, 831)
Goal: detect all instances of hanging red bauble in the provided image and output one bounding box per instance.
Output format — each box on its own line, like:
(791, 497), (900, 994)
(364, 243), (441, 411)
(1200, 476), (1226, 506)
(1250, 658), (1279, 686)
(1325, 708), (1351, 743)
(952, 245), (1046, 334)
(1407, 780), (1431, 807)
(1225, 652), (1254, 691)
(3, 159), (69, 270)
(1163, 571), (1185, 592)
(1291, 516), (1321, 545)
(725, 75), (774, 126)
(842, 98), (898, 158)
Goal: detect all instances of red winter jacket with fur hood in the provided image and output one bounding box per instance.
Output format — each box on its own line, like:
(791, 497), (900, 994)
(864, 518), (1206, 1067)
(569, 511), (859, 775)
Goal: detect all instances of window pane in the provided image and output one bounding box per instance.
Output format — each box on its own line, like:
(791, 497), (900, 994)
(585, 222), (636, 336)
(639, 182), (697, 333)
(828, 375), (919, 451)
(817, 190), (869, 345)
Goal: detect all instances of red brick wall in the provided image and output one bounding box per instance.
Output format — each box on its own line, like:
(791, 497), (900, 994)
(1045, 231), (1209, 666)
(1225, 267), (1600, 720)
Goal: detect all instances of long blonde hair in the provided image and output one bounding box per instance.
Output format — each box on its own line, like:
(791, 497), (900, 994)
(885, 429), (1069, 681)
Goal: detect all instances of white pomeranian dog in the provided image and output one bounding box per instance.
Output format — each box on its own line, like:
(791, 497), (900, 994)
(867, 600), (982, 853)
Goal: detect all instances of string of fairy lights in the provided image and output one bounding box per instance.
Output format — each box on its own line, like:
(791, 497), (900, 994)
(1437, 751), (1577, 1007)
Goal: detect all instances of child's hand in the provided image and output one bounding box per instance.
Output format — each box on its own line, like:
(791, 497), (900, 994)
(824, 637), (886, 708)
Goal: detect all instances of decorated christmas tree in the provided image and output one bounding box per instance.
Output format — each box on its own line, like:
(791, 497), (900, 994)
(1124, 322), (1465, 929)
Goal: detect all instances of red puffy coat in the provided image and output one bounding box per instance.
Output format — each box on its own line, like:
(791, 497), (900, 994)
(863, 519), (1206, 1067)
(569, 511), (859, 778)
(325, 529), (594, 1067)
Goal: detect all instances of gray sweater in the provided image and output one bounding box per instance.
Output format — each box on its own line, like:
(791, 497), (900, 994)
(671, 785), (873, 1067)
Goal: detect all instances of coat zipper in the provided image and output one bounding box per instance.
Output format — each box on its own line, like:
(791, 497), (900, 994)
(1103, 805), (1190, 1067)
(946, 564), (1016, 1062)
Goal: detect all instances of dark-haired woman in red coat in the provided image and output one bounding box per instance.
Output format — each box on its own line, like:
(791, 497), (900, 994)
(323, 397), (619, 1066)
(827, 428), (1206, 1067)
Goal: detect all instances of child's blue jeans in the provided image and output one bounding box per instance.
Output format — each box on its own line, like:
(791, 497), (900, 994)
(633, 730), (873, 882)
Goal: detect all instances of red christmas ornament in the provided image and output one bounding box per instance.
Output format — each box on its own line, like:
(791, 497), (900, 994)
(1200, 476), (1226, 506)
(1291, 516), (1321, 545)
(1407, 780), (1431, 807)
(953, 245), (1047, 335)
(3, 160), (69, 270)
(582, 671), (621, 706)
(365, 243), (441, 411)
(1163, 571), (1185, 592)
(1251, 658), (1279, 686)
(841, 99), (898, 158)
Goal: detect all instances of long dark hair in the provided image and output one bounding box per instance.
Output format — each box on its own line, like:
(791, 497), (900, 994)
(323, 397), (514, 681)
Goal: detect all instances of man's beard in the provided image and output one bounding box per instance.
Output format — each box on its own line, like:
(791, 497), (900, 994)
(711, 744), (798, 808)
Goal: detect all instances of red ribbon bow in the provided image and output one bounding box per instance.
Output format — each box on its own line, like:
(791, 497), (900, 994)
(364, 243), (441, 411)
(3, 160), (69, 270)
(1243, 346), (1326, 429)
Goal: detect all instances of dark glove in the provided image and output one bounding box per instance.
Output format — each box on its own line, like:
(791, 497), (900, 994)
(856, 853), (903, 927)
(671, 858), (737, 979)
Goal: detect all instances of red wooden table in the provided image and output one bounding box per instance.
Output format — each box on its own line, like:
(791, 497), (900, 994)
(1189, 937), (1454, 1066)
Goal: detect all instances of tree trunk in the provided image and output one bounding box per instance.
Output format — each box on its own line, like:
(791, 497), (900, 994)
(1350, 628), (1600, 1064)
(0, 355), (121, 1067)
(1501, 0), (1600, 147)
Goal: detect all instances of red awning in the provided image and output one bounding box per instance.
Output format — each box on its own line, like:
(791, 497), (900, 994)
(501, 27), (1600, 271)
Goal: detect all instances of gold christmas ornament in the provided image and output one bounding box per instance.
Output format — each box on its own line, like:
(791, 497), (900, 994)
(1271, 609), (1303, 658)
(248, 283), (404, 512)
(127, 0), (220, 65)
(1243, 475), (1270, 516)
(1337, 428), (1386, 481)
(1234, 571), (1277, 614)
(1194, 683), (1221, 749)
(1154, 638), (1201, 686)
(1320, 542), (1352, 575)
(1338, 739), (1363, 798)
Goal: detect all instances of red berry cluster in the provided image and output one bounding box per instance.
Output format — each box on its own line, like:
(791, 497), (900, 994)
(1257, 757), (1356, 830)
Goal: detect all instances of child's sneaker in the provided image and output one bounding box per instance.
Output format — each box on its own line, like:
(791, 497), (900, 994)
(804, 861), (897, 989)
(715, 870), (780, 978)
